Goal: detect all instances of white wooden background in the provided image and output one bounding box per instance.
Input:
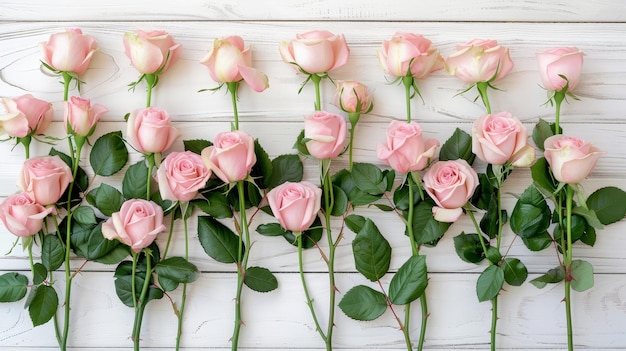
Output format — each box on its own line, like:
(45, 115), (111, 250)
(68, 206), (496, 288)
(1, 1), (626, 350)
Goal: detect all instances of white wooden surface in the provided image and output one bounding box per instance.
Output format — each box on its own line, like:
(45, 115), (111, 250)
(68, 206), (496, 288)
(1, 2), (626, 350)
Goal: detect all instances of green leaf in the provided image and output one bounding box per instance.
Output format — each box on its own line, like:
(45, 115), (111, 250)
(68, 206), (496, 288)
(572, 206), (604, 230)
(350, 163), (387, 196)
(587, 186), (626, 225)
(393, 180), (420, 212)
(158, 276), (179, 292)
(93, 244), (130, 265)
(251, 139), (273, 189)
(531, 157), (557, 194)
(510, 185), (551, 238)
(439, 128), (475, 164)
(453, 232), (486, 264)
(352, 219), (392, 282)
(389, 255), (428, 305)
(580, 225), (597, 247)
(92, 184), (124, 217)
(29, 285), (58, 327)
(480, 197), (507, 239)
(501, 258), (528, 286)
(408, 201), (451, 245)
(521, 231), (552, 251)
(485, 247), (502, 265)
(0, 273), (29, 302)
(256, 223), (287, 237)
(114, 260), (163, 307)
(197, 216), (243, 264)
(330, 185), (349, 217)
(42, 235), (64, 271)
(339, 285), (387, 321)
(266, 154), (303, 190)
(90, 131), (128, 176)
(72, 206), (97, 225)
(334, 169), (379, 207)
(294, 129), (310, 156)
(476, 265), (504, 302)
(345, 214), (367, 234)
(155, 257), (199, 288)
(33, 263), (47, 285)
(471, 173), (496, 211)
(244, 266), (278, 293)
(532, 119), (554, 152)
(194, 192), (233, 219)
(183, 139), (212, 155)
(383, 170), (395, 192)
(530, 266), (565, 289)
(373, 204), (394, 212)
(122, 160), (149, 200)
(570, 260), (594, 292)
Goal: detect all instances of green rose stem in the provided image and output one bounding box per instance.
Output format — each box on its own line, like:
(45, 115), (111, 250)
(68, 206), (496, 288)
(227, 82), (240, 130)
(20, 136), (32, 159)
(177, 202), (190, 351)
(467, 209), (498, 351)
(311, 74), (323, 111)
(564, 185), (575, 351)
(297, 234), (326, 343)
(145, 74), (157, 108)
(146, 153), (155, 201)
(321, 158), (337, 351)
(131, 249), (152, 351)
(347, 112), (360, 171)
(402, 75), (413, 123)
(404, 174), (428, 351)
(476, 82), (492, 114)
(232, 180), (252, 351)
(553, 90), (566, 135)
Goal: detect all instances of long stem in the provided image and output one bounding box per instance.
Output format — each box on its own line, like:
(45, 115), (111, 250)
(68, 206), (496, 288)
(564, 185), (574, 351)
(476, 82), (492, 114)
(232, 181), (251, 351)
(145, 74), (157, 108)
(321, 159), (336, 351)
(162, 205), (177, 260)
(402, 76), (413, 123)
(146, 154), (155, 201)
(227, 82), (240, 130)
(132, 251), (152, 351)
(554, 91), (565, 135)
(348, 124), (356, 171)
(21, 136), (32, 159)
(298, 235), (326, 343)
(311, 74), (322, 111)
(62, 72), (72, 101)
(176, 202), (190, 351)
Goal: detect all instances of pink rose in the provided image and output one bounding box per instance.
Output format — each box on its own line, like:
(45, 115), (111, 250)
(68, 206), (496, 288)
(123, 30), (182, 74)
(304, 111), (347, 159)
(267, 181), (322, 233)
(377, 120), (439, 173)
(445, 39), (514, 84)
(156, 151), (211, 202)
(377, 32), (443, 79)
(0, 193), (54, 237)
(201, 130), (256, 183)
(40, 28), (98, 74)
(279, 30), (350, 74)
(0, 94), (53, 138)
(64, 96), (108, 137)
(18, 155), (73, 206)
(200, 36), (269, 92)
(333, 80), (373, 114)
(126, 107), (180, 154)
(101, 199), (166, 253)
(472, 112), (531, 165)
(536, 47), (584, 92)
(543, 135), (605, 184)
(423, 160), (479, 222)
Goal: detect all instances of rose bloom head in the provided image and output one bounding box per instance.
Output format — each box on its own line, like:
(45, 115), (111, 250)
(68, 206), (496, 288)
(200, 36), (269, 92)
(423, 159), (479, 222)
(102, 199), (166, 253)
(267, 181), (322, 233)
(378, 32), (443, 79)
(127, 107), (180, 154)
(40, 28), (98, 74)
(157, 151), (211, 202)
(0, 94), (53, 138)
(445, 39), (514, 84)
(304, 111), (347, 159)
(543, 135), (605, 184)
(201, 130), (256, 184)
(377, 120), (439, 174)
(279, 30), (350, 74)
(64, 96), (108, 137)
(123, 30), (182, 75)
(472, 112), (532, 166)
(18, 155), (73, 206)
(333, 80), (373, 114)
(536, 47), (584, 92)
(0, 193), (54, 237)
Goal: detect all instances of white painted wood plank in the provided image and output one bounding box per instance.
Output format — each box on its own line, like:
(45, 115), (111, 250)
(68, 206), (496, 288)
(1, 0), (625, 22)
(0, 22), (624, 125)
(1, 272), (625, 349)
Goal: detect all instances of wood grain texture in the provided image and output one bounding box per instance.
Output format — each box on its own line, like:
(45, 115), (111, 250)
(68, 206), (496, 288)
(1, 0), (625, 22)
(1, 4), (625, 350)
